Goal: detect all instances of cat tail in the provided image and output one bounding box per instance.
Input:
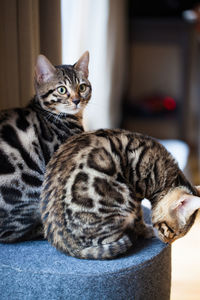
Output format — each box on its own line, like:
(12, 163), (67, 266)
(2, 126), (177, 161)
(74, 234), (133, 260)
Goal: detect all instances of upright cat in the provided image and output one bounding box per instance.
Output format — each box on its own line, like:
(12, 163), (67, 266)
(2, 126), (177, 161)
(0, 51), (91, 243)
(41, 129), (200, 259)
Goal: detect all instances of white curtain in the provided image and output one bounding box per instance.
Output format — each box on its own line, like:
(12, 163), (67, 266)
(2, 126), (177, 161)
(61, 0), (126, 130)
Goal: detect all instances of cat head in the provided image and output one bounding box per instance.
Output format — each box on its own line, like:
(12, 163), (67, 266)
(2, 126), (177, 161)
(152, 186), (200, 243)
(34, 51), (91, 115)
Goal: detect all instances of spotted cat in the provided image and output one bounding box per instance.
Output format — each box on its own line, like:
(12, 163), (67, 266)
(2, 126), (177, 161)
(0, 51), (91, 242)
(41, 129), (200, 259)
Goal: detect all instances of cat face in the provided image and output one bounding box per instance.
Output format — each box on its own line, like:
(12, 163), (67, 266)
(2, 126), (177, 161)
(152, 186), (200, 243)
(34, 52), (91, 115)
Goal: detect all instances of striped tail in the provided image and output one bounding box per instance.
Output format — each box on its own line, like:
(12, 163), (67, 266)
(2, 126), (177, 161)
(73, 234), (133, 260)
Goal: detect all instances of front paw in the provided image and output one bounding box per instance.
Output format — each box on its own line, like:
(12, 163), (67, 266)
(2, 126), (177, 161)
(143, 224), (155, 239)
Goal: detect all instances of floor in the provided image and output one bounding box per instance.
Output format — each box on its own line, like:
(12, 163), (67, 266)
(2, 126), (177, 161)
(171, 212), (200, 300)
(170, 151), (200, 300)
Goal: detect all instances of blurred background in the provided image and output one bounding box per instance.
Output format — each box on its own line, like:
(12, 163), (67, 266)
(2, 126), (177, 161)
(1, 0), (200, 299)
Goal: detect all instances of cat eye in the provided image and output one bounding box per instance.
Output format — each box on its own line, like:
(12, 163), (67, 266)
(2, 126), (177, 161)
(79, 84), (87, 93)
(57, 86), (67, 95)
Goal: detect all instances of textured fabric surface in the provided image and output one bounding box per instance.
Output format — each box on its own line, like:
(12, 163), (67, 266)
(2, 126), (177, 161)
(0, 208), (171, 300)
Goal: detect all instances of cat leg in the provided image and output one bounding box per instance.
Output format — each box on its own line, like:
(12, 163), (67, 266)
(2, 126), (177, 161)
(130, 207), (155, 239)
(137, 223), (155, 239)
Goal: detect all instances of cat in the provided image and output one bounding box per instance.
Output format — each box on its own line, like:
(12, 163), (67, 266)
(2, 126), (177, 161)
(0, 51), (92, 243)
(41, 128), (200, 260)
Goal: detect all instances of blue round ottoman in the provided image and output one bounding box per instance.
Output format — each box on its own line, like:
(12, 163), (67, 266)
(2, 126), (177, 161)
(0, 208), (171, 300)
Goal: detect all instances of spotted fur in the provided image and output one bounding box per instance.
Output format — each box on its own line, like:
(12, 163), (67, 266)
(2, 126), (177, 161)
(41, 129), (200, 259)
(0, 52), (91, 242)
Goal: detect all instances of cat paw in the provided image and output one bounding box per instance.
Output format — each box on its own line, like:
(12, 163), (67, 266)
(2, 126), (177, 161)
(143, 224), (155, 239)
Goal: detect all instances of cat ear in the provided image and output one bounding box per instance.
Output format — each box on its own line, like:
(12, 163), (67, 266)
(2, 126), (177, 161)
(35, 55), (56, 84)
(172, 194), (200, 225)
(74, 51), (89, 78)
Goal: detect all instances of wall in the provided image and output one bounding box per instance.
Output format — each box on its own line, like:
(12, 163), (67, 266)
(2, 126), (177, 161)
(129, 45), (181, 101)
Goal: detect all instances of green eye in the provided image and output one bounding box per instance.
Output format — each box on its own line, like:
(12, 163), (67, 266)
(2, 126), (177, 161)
(57, 86), (67, 95)
(79, 84), (87, 93)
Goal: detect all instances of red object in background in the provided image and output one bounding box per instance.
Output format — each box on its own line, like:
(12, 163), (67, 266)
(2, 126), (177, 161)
(163, 96), (176, 111)
(127, 94), (178, 117)
(142, 95), (177, 113)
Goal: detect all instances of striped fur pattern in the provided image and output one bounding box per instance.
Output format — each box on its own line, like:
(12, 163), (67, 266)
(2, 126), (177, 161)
(0, 52), (91, 242)
(41, 129), (200, 259)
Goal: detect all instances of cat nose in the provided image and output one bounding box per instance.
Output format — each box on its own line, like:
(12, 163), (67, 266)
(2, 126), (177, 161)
(72, 99), (80, 106)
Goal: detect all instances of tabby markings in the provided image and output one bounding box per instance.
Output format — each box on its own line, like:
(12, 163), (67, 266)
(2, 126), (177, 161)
(0, 208), (8, 218)
(1, 187), (22, 204)
(15, 109), (30, 131)
(71, 172), (93, 208)
(41, 89), (55, 99)
(22, 173), (42, 187)
(37, 115), (53, 142)
(93, 177), (124, 205)
(87, 147), (116, 176)
(61, 66), (77, 84)
(74, 212), (100, 225)
(27, 191), (40, 199)
(37, 133), (51, 165)
(0, 149), (15, 174)
(1, 125), (42, 174)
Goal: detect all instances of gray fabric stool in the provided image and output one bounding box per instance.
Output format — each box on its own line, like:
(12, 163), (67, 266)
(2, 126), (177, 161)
(0, 208), (171, 300)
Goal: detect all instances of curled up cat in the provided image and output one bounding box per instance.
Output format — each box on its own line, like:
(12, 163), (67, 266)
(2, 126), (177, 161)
(0, 51), (91, 243)
(41, 129), (200, 259)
